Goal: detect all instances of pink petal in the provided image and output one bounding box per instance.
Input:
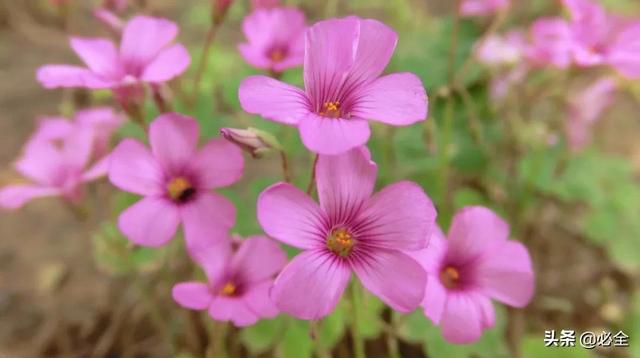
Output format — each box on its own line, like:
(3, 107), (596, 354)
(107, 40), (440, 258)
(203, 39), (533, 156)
(61, 126), (94, 169)
(440, 293), (483, 344)
(120, 16), (178, 68)
(316, 147), (377, 221)
(149, 113), (199, 171)
(348, 18), (398, 84)
(352, 249), (426, 312)
(180, 192), (236, 250)
(303, 17), (360, 102)
(209, 297), (259, 327)
(238, 44), (272, 69)
(526, 18), (573, 69)
(231, 236), (287, 284)
(477, 294), (496, 329)
(271, 249), (351, 320)
(0, 185), (60, 209)
(447, 206), (509, 262)
(29, 118), (73, 143)
(82, 155), (109, 182)
(70, 37), (119, 77)
(108, 139), (163, 196)
(408, 225), (448, 274)
(172, 282), (213, 310)
(422, 274), (447, 324)
(238, 75), (311, 125)
(243, 281), (279, 318)
(141, 44), (191, 82)
(608, 23), (640, 79)
(356, 181), (436, 251)
(15, 142), (63, 185)
(476, 240), (535, 307)
(257, 183), (325, 249)
(192, 138), (244, 189)
(188, 242), (233, 282)
(36, 65), (115, 89)
(298, 114), (371, 155)
(118, 197), (180, 247)
(351, 73), (428, 125)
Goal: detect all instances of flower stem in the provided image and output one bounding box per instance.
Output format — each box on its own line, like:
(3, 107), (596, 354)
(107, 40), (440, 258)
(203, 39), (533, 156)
(191, 21), (220, 107)
(386, 311), (401, 358)
(349, 284), (366, 358)
(280, 150), (292, 183)
(306, 154), (319, 195)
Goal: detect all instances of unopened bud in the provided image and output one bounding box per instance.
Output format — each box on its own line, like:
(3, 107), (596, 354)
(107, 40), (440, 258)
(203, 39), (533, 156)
(220, 127), (281, 158)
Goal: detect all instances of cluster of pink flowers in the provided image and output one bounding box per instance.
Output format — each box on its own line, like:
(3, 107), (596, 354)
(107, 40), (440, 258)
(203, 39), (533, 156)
(1, 1), (538, 346)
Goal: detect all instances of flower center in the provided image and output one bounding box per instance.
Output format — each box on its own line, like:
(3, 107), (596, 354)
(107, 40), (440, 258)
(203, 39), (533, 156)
(220, 282), (237, 296)
(268, 48), (286, 63)
(327, 228), (354, 257)
(166, 176), (196, 203)
(320, 101), (342, 118)
(440, 266), (461, 289)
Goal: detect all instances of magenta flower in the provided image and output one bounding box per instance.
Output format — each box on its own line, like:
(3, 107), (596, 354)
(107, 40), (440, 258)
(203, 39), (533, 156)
(566, 77), (617, 151)
(239, 16), (428, 155)
(37, 16), (190, 90)
(0, 118), (109, 209)
(108, 113), (244, 249)
(563, 0), (640, 78)
(257, 148), (436, 319)
(476, 31), (526, 66)
(525, 18), (573, 69)
(30, 107), (125, 159)
(251, 0), (280, 9)
(238, 7), (306, 73)
(460, 0), (509, 17)
(173, 236), (287, 326)
(410, 206), (534, 344)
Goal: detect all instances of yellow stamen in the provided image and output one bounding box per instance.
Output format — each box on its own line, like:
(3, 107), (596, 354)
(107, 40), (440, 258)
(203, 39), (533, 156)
(440, 266), (461, 289)
(327, 228), (354, 257)
(166, 177), (195, 202)
(320, 101), (341, 118)
(220, 282), (237, 296)
(269, 49), (285, 62)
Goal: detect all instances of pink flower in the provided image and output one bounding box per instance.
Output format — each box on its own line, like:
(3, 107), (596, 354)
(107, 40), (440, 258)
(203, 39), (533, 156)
(238, 7), (306, 73)
(92, 8), (125, 34)
(239, 16), (428, 155)
(476, 30), (526, 66)
(37, 16), (190, 90)
(173, 236), (287, 327)
(30, 107), (125, 159)
(563, 0), (640, 78)
(410, 206), (534, 344)
(525, 18), (573, 69)
(566, 77), (617, 151)
(257, 148), (436, 319)
(0, 116), (110, 209)
(460, 0), (509, 17)
(108, 113), (244, 249)
(251, 0), (280, 9)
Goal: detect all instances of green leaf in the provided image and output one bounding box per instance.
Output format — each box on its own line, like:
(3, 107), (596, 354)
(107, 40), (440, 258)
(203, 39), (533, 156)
(239, 317), (285, 355)
(521, 335), (589, 358)
(278, 319), (313, 358)
(317, 304), (347, 349)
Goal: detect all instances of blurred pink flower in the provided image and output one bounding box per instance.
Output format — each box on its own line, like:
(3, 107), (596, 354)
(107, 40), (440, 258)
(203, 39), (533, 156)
(460, 0), (509, 17)
(257, 148), (436, 319)
(37, 16), (190, 90)
(566, 77), (617, 151)
(410, 206), (534, 344)
(92, 8), (124, 34)
(563, 0), (640, 78)
(525, 18), (573, 69)
(30, 107), (125, 159)
(0, 117), (110, 209)
(251, 0), (280, 9)
(173, 236), (287, 327)
(476, 30), (526, 66)
(239, 16), (428, 155)
(238, 7), (306, 73)
(489, 63), (528, 101)
(108, 113), (244, 249)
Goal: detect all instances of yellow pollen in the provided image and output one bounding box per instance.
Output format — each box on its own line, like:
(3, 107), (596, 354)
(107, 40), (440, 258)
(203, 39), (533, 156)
(320, 101), (341, 118)
(269, 49), (285, 62)
(220, 282), (237, 296)
(327, 228), (354, 257)
(440, 266), (461, 289)
(167, 177), (194, 202)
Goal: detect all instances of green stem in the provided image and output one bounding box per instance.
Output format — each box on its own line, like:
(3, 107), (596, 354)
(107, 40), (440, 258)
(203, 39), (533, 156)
(386, 311), (401, 358)
(191, 18), (221, 107)
(306, 154), (319, 195)
(280, 150), (292, 183)
(349, 284), (366, 358)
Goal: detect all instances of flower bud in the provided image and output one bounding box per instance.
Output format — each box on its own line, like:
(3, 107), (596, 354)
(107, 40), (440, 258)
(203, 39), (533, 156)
(220, 127), (281, 158)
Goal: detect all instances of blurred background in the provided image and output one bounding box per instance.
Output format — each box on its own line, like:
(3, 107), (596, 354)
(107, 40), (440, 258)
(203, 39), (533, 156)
(1, 0), (640, 357)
